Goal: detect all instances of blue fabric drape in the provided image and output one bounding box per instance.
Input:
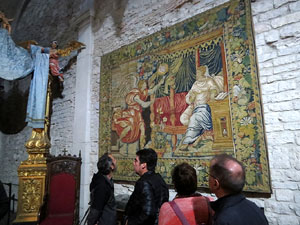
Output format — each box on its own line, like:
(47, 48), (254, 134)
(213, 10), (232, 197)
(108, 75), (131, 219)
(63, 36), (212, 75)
(25, 45), (49, 128)
(0, 28), (33, 80)
(182, 104), (212, 144)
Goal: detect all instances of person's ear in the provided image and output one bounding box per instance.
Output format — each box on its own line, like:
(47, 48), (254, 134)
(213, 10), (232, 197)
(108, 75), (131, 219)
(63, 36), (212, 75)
(210, 176), (219, 191)
(141, 162), (146, 170)
(214, 178), (220, 190)
(110, 163), (114, 171)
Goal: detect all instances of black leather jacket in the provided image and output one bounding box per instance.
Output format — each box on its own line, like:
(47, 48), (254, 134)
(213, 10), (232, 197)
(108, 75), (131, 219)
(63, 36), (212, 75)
(125, 171), (169, 225)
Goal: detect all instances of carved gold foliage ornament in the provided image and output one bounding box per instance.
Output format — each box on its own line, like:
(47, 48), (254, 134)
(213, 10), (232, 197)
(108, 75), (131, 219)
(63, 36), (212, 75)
(18, 166), (47, 177)
(22, 179), (42, 213)
(15, 127), (49, 222)
(28, 153), (47, 163)
(15, 162), (47, 222)
(15, 78), (51, 223)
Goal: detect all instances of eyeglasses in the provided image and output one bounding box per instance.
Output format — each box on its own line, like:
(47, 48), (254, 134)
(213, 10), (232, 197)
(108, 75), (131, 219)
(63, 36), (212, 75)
(203, 170), (217, 180)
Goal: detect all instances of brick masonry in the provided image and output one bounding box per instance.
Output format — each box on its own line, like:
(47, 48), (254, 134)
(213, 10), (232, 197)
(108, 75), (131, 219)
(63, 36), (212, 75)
(0, 0), (299, 224)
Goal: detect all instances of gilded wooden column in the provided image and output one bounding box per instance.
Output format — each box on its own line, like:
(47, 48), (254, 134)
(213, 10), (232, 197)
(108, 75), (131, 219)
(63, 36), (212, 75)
(14, 77), (52, 223)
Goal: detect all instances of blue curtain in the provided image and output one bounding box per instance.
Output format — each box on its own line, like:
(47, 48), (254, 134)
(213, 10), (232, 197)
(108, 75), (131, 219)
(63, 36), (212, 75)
(154, 43), (223, 97)
(175, 54), (196, 93)
(199, 44), (223, 76)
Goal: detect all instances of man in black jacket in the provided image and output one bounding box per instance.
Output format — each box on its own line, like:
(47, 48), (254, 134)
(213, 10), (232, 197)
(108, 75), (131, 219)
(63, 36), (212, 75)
(125, 148), (169, 225)
(87, 153), (117, 225)
(208, 154), (269, 225)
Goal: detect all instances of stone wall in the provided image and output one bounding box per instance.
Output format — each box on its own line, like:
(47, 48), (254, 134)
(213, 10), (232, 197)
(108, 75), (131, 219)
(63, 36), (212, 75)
(251, 0), (300, 224)
(0, 0), (299, 224)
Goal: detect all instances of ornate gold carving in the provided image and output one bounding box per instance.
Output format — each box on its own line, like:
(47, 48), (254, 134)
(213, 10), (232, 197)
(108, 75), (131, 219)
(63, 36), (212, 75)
(15, 162), (48, 222)
(18, 166), (47, 177)
(22, 128), (50, 166)
(15, 76), (52, 223)
(21, 179), (42, 213)
(25, 129), (51, 150)
(14, 171), (47, 223)
(57, 41), (85, 57)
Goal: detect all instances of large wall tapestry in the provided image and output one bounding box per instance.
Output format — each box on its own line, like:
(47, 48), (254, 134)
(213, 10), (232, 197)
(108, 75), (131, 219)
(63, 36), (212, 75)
(99, 0), (271, 193)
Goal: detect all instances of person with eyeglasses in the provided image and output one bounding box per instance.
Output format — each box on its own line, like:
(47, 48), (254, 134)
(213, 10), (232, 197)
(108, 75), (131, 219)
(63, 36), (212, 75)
(208, 154), (268, 225)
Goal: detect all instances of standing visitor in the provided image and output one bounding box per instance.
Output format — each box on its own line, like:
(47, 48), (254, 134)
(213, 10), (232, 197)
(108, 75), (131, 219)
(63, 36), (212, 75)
(124, 148), (169, 225)
(87, 153), (117, 225)
(158, 163), (213, 225)
(208, 154), (268, 225)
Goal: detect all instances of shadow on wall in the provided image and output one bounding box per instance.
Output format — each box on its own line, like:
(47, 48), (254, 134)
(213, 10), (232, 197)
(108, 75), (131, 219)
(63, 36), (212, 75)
(93, 0), (129, 37)
(0, 76), (31, 134)
(0, 74), (65, 135)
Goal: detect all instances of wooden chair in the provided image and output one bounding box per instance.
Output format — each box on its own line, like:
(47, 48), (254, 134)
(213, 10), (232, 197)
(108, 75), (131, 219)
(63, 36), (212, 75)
(38, 153), (81, 225)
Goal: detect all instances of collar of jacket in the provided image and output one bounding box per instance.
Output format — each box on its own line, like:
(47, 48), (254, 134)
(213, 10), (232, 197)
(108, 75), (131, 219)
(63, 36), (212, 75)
(210, 193), (245, 212)
(94, 172), (114, 188)
(141, 170), (154, 177)
(103, 174), (114, 188)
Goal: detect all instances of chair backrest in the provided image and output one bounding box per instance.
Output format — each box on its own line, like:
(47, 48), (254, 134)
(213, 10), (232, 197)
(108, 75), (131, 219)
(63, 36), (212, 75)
(44, 154), (81, 224)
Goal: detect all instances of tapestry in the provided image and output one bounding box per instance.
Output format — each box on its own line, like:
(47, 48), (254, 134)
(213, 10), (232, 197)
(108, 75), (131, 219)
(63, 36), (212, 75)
(99, 0), (271, 193)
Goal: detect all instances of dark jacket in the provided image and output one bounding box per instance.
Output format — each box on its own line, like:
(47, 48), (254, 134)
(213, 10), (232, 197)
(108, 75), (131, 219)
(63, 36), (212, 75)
(210, 193), (269, 225)
(125, 171), (169, 225)
(87, 172), (116, 225)
(0, 181), (9, 220)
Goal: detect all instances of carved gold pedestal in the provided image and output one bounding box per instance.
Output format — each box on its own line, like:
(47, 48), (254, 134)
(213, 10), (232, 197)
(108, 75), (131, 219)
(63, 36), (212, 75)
(14, 76), (53, 224)
(14, 129), (51, 223)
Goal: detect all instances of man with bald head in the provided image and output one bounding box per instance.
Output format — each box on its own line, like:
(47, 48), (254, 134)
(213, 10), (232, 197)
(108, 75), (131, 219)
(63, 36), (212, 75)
(208, 154), (268, 225)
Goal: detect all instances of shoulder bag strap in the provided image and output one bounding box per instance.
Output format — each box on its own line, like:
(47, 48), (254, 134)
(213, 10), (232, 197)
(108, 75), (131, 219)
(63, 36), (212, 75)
(79, 206), (90, 225)
(169, 201), (190, 225)
(204, 197), (213, 225)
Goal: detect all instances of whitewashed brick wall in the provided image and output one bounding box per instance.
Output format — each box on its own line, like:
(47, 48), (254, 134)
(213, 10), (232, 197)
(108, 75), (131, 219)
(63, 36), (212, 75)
(250, 0), (300, 224)
(0, 0), (299, 224)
